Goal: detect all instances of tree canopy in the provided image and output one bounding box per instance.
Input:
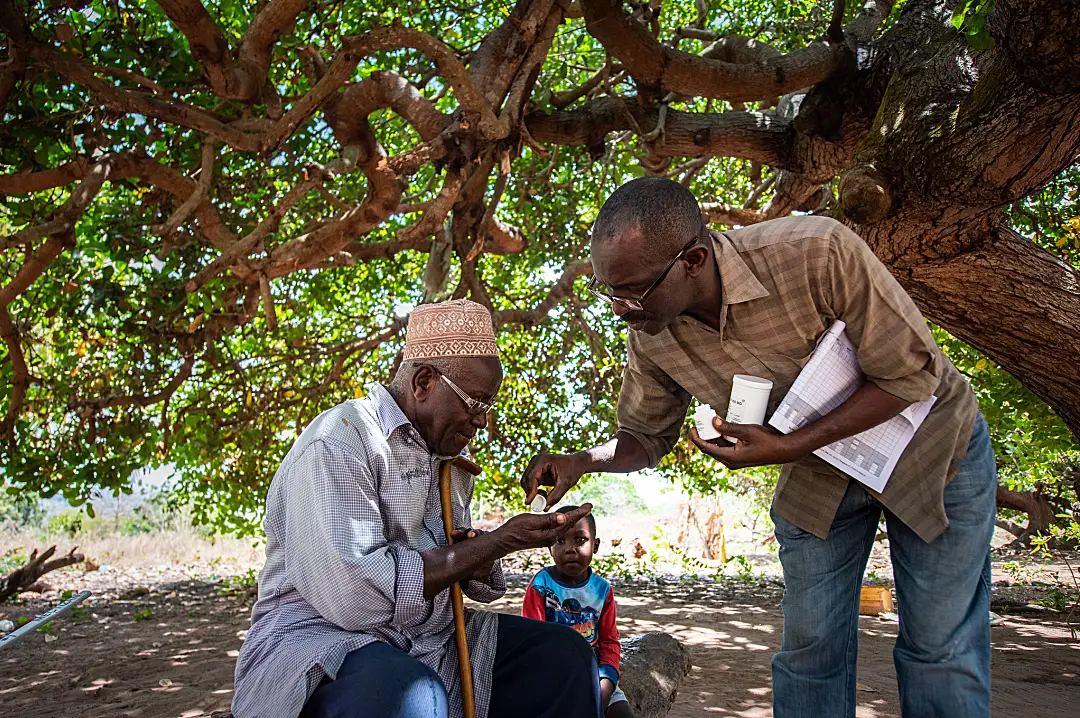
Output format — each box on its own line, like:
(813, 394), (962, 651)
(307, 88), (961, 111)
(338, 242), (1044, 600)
(0, 0), (1078, 533)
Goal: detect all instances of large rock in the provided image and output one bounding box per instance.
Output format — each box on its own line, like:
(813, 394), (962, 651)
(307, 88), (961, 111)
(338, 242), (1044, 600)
(618, 632), (693, 718)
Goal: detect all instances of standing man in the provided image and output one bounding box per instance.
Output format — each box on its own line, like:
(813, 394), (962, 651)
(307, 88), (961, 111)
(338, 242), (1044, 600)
(522, 178), (995, 717)
(234, 299), (601, 718)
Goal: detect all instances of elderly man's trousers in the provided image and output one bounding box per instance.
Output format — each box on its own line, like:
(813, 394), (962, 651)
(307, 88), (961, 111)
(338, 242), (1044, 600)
(299, 613), (602, 718)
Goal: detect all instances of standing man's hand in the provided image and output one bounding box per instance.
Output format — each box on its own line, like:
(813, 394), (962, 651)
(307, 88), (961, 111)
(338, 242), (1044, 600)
(494, 504), (593, 551)
(689, 418), (804, 469)
(520, 453), (586, 509)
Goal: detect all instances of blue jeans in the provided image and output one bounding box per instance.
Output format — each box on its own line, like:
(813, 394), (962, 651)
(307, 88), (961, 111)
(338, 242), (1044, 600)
(771, 414), (995, 718)
(299, 614), (602, 718)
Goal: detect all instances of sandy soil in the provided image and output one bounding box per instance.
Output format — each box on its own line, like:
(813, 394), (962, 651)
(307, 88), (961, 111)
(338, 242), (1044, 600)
(1, 567), (1077, 718)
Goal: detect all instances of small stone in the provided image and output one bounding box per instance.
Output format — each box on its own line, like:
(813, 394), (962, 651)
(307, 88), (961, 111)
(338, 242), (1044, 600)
(0, 619), (14, 632)
(44, 634), (58, 643)
(159, 678), (173, 687)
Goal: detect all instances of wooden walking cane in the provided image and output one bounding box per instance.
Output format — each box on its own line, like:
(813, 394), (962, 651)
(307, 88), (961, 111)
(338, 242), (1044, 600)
(439, 455), (482, 718)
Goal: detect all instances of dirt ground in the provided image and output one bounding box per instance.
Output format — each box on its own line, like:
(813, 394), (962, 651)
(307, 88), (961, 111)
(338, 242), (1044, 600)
(1, 565), (1077, 718)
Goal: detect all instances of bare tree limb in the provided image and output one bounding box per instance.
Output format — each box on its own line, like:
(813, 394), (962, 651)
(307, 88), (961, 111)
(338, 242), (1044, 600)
(578, 0), (846, 102)
(493, 260), (592, 327)
(156, 141), (217, 239)
(23, 39), (262, 150)
(71, 355), (196, 413)
(0, 546), (85, 602)
(526, 96), (792, 167)
(395, 170), (464, 243)
(262, 25), (506, 153)
(0, 305), (28, 439)
(700, 202), (764, 227)
(259, 274), (278, 332)
(186, 173), (321, 291)
(550, 62), (624, 108)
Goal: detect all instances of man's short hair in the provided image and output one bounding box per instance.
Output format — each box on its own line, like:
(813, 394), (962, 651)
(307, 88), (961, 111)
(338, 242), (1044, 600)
(556, 505), (597, 537)
(592, 177), (707, 260)
(389, 357), (472, 390)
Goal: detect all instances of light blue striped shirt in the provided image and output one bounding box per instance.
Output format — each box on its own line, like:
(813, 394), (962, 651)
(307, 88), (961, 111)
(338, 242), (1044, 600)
(232, 384), (504, 718)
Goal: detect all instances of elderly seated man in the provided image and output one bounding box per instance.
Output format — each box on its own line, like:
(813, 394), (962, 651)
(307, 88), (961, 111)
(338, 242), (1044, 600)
(232, 299), (600, 718)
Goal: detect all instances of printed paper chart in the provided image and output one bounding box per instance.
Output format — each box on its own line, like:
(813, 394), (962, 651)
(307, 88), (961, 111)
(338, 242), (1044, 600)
(769, 321), (936, 492)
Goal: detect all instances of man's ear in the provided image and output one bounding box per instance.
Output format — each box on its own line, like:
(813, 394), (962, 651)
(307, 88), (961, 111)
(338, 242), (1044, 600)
(594, 537), (601, 551)
(684, 245), (711, 278)
(411, 365), (438, 401)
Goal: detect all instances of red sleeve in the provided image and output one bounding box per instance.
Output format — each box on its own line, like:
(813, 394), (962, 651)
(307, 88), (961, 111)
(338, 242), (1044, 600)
(597, 587), (621, 674)
(522, 577), (546, 621)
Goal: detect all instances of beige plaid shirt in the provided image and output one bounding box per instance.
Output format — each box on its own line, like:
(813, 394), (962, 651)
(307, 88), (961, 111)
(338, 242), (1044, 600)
(617, 216), (978, 543)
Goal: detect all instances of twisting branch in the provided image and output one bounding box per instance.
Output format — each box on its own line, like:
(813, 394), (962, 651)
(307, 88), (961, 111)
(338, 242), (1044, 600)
(493, 260), (593, 327)
(700, 203), (764, 227)
(71, 355), (196, 412)
(578, 0), (846, 102)
(0, 153), (119, 252)
(331, 71), (451, 142)
(0, 305), (28, 439)
(186, 172), (321, 291)
(156, 141), (217, 239)
(525, 96), (792, 167)
(262, 24), (506, 152)
(19, 38), (262, 150)
(550, 62), (625, 108)
(395, 169), (465, 243)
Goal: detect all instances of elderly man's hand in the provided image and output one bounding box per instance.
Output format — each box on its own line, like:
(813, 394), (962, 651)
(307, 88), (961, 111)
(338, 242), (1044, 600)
(449, 527), (496, 581)
(689, 418), (803, 469)
(495, 504), (594, 552)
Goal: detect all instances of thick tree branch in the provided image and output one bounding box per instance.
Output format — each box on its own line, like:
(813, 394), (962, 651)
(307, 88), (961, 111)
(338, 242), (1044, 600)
(526, 96), (792, 167)
(0, 305), (28, 439)
(186, 173), (321, 291)
(263, 25), (505, 152)
(578, 0), (846, 102)
(395, 170), (464, 243)
(0, 157), (92, 194)
(331, 71), (451, 142)
(700, 203), (764, 227)
(263, 146), (403, 278)
(238, 0), (309, 92)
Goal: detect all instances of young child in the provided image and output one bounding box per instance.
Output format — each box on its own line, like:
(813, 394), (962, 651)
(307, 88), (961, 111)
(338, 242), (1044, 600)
(522, 506), (634, 718)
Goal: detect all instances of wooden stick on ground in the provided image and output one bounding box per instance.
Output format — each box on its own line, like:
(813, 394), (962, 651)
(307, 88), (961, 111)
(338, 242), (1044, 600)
(439, 455), (481, 718)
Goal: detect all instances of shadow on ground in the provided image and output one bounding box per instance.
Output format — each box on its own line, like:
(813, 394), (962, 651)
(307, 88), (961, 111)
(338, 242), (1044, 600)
(1, 578), (1077, 717)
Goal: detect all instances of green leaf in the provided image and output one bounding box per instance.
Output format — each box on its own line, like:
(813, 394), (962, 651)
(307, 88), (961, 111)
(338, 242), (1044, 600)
(966, 29), (996, 50)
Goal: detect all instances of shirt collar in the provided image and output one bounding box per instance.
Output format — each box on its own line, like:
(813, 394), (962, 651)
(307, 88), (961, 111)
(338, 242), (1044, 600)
(366, 383), (413, 439)
(364, 382), (471, 461)
(711, 230), (770, 306)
